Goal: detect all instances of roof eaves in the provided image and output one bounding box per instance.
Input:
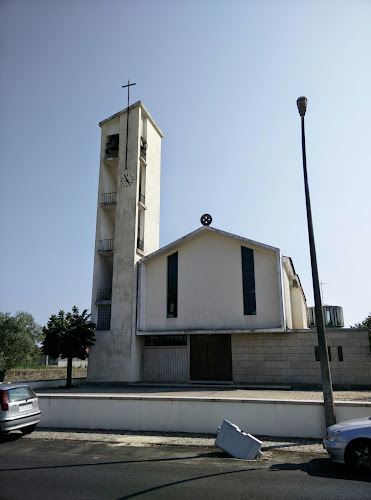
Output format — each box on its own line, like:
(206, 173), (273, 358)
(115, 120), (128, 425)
(140, 226), (209, 263)
(99, 101), (163, 137)
(140, 226), (280, 263)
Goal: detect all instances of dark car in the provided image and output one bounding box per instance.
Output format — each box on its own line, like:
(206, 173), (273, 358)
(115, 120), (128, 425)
(0, 384), (41, 435)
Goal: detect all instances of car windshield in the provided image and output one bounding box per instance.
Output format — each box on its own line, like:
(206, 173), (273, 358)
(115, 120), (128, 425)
(7, 387), (36, 403)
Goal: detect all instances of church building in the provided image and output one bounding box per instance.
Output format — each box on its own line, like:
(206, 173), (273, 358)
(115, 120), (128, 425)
(87, 102), (370, 389)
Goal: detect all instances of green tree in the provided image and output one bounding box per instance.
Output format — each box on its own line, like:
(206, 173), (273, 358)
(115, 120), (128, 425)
(352, 312), (371, 347)
(42, 307), (96, 388)
(352, 312), (371, 330)
(0, 313), (37, 381)
(13, 311), (43, 344)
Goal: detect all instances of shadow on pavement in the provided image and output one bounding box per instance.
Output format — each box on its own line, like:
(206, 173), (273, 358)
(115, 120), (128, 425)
(0, 449), (232, 474)
(270, 456), (371, 482)
(114, 454), (371, 499)
(0, 432), (23, 444)
(115, 468), (259, 500)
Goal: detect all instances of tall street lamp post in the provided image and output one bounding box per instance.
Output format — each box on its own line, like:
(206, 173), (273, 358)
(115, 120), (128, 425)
(296, 96), (336, 428)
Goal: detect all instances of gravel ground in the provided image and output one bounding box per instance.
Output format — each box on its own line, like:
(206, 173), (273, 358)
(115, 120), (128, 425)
(23, 428), (327, 455)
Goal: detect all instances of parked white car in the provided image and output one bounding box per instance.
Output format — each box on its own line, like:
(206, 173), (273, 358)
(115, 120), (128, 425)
(323, 416), (371, 472)
(0, 384), (41, 435)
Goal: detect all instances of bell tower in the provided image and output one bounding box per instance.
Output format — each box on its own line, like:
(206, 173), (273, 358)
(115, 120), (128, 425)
(88, 101), (163, 382)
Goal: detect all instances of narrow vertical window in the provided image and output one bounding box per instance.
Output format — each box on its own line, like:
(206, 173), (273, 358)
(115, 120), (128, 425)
(137, 207), (144, 251)
(167, 252), (178, 318)
(315, 346), (332, 361)
(139, 163), (146, 205)
(328, 346), (332, 361)
(241, 247), (256, 315)
(337, 346), (343, 361)
(314, 346), (320, 361)
(97, 304), (111, 331)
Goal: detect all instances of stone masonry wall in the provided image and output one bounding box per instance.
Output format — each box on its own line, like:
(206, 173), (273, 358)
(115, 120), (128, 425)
(4, 368), (87, 383)
(232, 329), (370, 389)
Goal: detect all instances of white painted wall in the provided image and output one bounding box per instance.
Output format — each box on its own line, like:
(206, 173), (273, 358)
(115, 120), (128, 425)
(141, 110), (162, 257)
(23, 378), (86, 390)
(282, 257), (308, 330)
(38, 395), (371, 439)
(291, 286), (308, 329)
(57, 359), (88, 368)
(141, 230), (282, 331)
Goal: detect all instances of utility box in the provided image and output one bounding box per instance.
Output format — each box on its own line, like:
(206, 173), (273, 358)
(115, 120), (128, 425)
(215, 419), (262, 460)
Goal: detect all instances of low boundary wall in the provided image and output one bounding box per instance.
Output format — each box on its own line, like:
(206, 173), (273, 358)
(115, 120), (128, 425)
(8, 378), (87, 390)
(38, 394), (371, 439)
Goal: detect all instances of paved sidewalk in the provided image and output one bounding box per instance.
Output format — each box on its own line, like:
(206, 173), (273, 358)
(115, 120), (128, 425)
(36, 384), (371, 403)
(25, 428), (327, 455)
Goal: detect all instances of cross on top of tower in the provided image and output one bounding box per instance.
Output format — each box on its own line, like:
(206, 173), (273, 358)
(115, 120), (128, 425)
(122, 79), (136, 109)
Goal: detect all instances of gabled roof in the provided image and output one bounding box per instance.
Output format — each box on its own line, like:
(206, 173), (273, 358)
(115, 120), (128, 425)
(140, 226), (280, 263)
(99, 101), (163, 137)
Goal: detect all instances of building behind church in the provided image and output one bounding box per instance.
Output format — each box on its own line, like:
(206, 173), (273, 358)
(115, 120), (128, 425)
(87, 102), (370, 389)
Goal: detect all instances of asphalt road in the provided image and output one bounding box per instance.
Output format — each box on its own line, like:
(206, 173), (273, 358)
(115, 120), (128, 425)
(0, 433), (370, 500)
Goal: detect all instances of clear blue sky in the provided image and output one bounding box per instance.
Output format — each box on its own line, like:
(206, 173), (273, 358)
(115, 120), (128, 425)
(1, 0), (370, 327)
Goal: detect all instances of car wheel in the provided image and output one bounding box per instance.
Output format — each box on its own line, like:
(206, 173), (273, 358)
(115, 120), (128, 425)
(21, 424), (37, 436)
(345, 439), (371, 473)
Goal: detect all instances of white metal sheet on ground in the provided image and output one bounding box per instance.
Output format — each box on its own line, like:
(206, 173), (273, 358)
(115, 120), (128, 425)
(215, 419), (262, 459)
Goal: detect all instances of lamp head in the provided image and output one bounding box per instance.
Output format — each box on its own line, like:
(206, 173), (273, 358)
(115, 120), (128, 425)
(297, 96), (307, 117)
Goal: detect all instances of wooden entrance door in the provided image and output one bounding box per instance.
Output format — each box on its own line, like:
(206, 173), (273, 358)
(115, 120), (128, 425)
(190, 334), (232, 381)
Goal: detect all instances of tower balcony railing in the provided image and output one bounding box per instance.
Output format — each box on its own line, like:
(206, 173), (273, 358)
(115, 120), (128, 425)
(96, 288), (112, 301)
(104, 149), (119, 160)
(98, 239), (114, 253)
(101, 192), (117, 206)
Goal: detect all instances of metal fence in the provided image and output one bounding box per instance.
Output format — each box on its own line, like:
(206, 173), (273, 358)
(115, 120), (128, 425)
(104, 149), (119, 159)
(101, 192), (117, 205)
(98, 239), (114, 252)
(96, 288), (112, 301)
